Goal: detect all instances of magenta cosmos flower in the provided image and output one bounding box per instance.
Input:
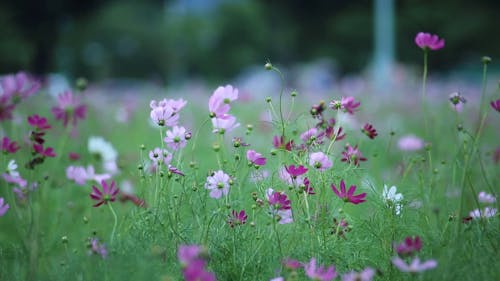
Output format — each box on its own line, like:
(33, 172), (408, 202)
(304, 258), (337, 281)
(309, 152), (332, 171)
(362, 123), (377, 139)
(341, 144), (367, 166)
(266, 188), (293, 224)
(246, 149), (266, 166)
(51, 91), (87, 127)
(414, 32), (445, 50)
(28, 114), (51, 131)
(392, 256), (437, 273)
(204, 170), (231, 199)
(331, 180), (367, 204)
(227, 209), (247, 228)
(208, 85), (239, 118)
(1, 137), (20, 154)
(491, 99), (500, 112)
(90, 180), (120, 207)
(395, 236), (422, 256)
(0, 197), (10, 216)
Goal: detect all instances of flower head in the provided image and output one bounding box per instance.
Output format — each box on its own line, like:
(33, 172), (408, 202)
(342, 267), (376, 281)
(208, 85), (238, 118)
(469, 207), (497, 219)
(266, 188), (293, 224)
(491, 99), (500, 112)
(0, 197), (10, 216)
(285, 165), (308, 177)
(51, 90), (87, 127)
(415, 32), (445, 50)
(90, 180), (120, 207)
(178, 245), (203, 266)
(89, 238), (107, 259)
(246, 149), (266, 166)
(397, 135), (424, 151)
(362, 123), (378, 139)
(148, 147), (172, 165)
(392, 256), (437, 273)
(211, 114), (240, 134)
(304, 258), (337, 281)
(1, 137), (20, 154)
(478, 191), (496, 204)
(28, 114), (51, 131)
(331, 180), (366, 204)
(164, 126), (188, 150)
(383, 185), (404, 215)
(309, 152), (332, 171)
(204, 170), (231, 199)
(1, 72), (40, 102)
(395, 236), (422, 256)
(227, 210), (247, 228)
(341, 144), (367, 166)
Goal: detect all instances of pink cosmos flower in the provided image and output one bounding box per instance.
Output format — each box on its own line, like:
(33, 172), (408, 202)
(397, 135), (424, 151)
(266, 188), (293, 224)
(164, 126), (188, 150)
(204, 170), (231, 199)
(1, 137), (20, 154)
(304, 258), (337, 281)
(69, 152), (80, 161)
(150, 98), (187, 114)
(178, 245), (203, 266)
(28, 114), (51, 131)
(90, 180), (120, 207)
(392, 256), (437, 273)
(309, 151), (332, 171)
(148, 147), (173, 165)
(478, 191), (496, 204)
(66, 165), (111, 185)
(325, 126), (345, 141)
(469, 207), (497, 219)
(491, 99), (500, 112)
(246, 149), (266, 166)
(415, 32), (445, 50)
(395, 236), (422, 256)
(208, 85), (238, 118)
(211, 114), (240, 134)
(273, 135), (294, 151)
(183, 259), (216, 281)
(282, 257), (302, 270)
(331, 180), (367, 205)
(227, 210), (247, 228)
(342, 267), (376, 281)
(2, 173), (28, 188)
(362, 123), (377, 139)
(1, 72), (40, 101)
(0, 197), (10, 216)
(341, 144), (367, 166)
(33, 143), (56, 157)
(285, 165), (308, 177)
(51, 90), (87, 127)
(150, 104), (179, 127)
(330, 96), (360, 114)
(300, 127), (321, 144)
(89, 238), (107, 259)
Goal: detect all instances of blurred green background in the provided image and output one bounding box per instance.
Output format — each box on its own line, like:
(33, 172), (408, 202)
(0, 0), (499, 83)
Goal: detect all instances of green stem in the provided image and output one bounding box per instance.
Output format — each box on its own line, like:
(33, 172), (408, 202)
(271, 66), (287, 139)
(108, 203), (118, 245)
(421, 50), (429, 137)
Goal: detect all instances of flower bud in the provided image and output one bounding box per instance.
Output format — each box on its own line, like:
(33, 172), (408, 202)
(266, 97), (272, 103)
(76, 77), (88, 91)
(265, 62), (273, 70)
(482, 56), (492, 64)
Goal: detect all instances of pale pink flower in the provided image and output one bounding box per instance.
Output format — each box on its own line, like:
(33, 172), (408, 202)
(397, 135), (424, 151)
(211, 114), (240, 134)
(309, 151), (332, 171)
(205, 170), (231, 199)
(0, 197), (10, 216)
(342, 267), (375, 281)
(392, 256), (437, 273)
(469, 207), (497, 219)
(1, 72), (40, 101)
(89, 238), (107, 259)
(164, 126), (187, 150)
(304, 258), (337, 281)
(478, 191), (496, 204)
(246, 149), (266, 166)
(208, 85), (238, 117)
(51, 90), (87, 127)
(150, 105), (179, 127)
(148, 147), (172, 165)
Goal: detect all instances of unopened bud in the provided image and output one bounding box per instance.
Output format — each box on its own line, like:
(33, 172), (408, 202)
(482, 56), (492, 64)
(264, 62), (273, 70)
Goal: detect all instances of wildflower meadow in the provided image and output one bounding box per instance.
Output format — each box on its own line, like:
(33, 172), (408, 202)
(0, 32), (499, 281)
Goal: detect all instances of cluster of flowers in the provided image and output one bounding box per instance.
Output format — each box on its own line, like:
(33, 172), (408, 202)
(178, 245), (216, 281)
(466, 191), (497, 220)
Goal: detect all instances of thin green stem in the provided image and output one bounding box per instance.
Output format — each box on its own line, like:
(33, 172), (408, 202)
(421, 50), (429, 137)
(108, 203), (118, 245)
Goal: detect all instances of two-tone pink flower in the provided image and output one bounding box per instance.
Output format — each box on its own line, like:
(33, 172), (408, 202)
(415, 32), (445, 51)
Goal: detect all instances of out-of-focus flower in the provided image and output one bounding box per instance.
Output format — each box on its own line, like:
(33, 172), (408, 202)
(273, 135), (293, 151)
(211, 114), (239, 134)
(309, 152), (332, 171)
(397, 135), (424, 151)
(66, 165), (111, 185)
(469, 207), (497, 219)
(178, 245), (203, 266)
(33, 143), (56, 157)
(331, 180), (367, 205)
(208, 85), (238, 118)
(331, 218), (351, 238)
(0, 197), (10, 216)
(300, 127), (321, 144)
(491, 99), (500, 112)
(164, 126), (188, 150)
(341, 144), (366, 166)
(330, 96), (360, 114)
(304, 257), (337, 281)
(266, 188), (293, 224)
(2, 173), (27, 188)
(342, 267), (376, 281)
(148, 147), (172, 166)
(1, 72), (40, 102)
(270, 277), (284, 281)
(90, 180), (120, 207)
(204, 170), (231, 199)
(177, 244), (216, 281)
(227, 210), (247, 228)
(392, 256), (437, 273)
(27, 114), (51, 131)
(285, 165), (308, 177)
(362, 123), (378, 139)
(282, 257), (302, 270)
(1, 137), (20, 154)
(383, 185), (404, 215)
(246, 149), (266, 166)
(69, 152), (80, 161)
(51, 90), (87, 127)
(414, 32), (445, 50)
(89, 238), (107, 259)
(395, 236), (422, 256)
(478, 191), (496, 204)
(6, 159), (19, 177)
(449, 92), (466, 106)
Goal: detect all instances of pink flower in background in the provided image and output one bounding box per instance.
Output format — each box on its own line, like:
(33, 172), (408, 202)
(266, 188), (293, 224)
(183, 259), (216, 281)
(469, 207), (497, 219)
(246, 149), (266, 166)
(282, 257), (302, 270)
(300, 127), (320, 144)
(273, 135), (294, 151)
(211, 114), (239, 134)
(148, 147), (172, 165)
(397, 135), (424, 151)
(331, 180), (366, 205)
(66, 166), (88, 185)
(362, 123), (378, 139)
(68, 152), (80, 161)
(178, 245), (203, 266)
(309, 152), (332, 171)
(395, 236), (422, 256)
(340, 96), (361, 114)
(0, 197), (10, 216)
(325, 126), (345, 141)
(0, 96), (15, 121)
(33, 143), (56, 157)
(0, 72), (40, 101)
(164, 126), (188, 150)
(2, 173), (27, 188)
(415, 32), (445, 50)
(150, 104), (179, 127)
(90, 180), (120, 207)
(204, 170), (231, 199)
(227, 210), (247, 228)
(304, 258), (337, 281)
(491, 99), (500, 112)
(1, 137), (20, 154)
(89, 238), (107, 259)
(285, 165), (308, 177)
(51, 90), (87, 127)
(150, 98), (187, 114)
(208, 85), (238, 117)
(27, 114), (51, 131)
(478, 191), (496, 204)
(342, 267), (375, 281)
(341, 144), (367, 166)
(392, 256), (437, 273)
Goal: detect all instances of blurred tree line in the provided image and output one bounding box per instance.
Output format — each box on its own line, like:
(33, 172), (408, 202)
(0, 0), (499, 82)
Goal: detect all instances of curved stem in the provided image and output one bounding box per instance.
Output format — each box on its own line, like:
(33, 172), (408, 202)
(108, 203), (118, 245)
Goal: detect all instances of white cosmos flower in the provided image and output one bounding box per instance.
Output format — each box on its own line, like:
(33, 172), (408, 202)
(88, 136), (118, 162)
(383, 185), (404, 215)
(6, 160), (19, 177)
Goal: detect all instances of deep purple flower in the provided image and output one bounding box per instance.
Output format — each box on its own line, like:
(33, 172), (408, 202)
(304, 258), (337, 281)
(331, 180), (367, 205)
(309, 151), (332, 171)
(227, 210), (247, 227)
(33, 143), (56, 158)
(415, 32), (445, 50)
(285, 165), (308, 177)
(392, 256), (437, 273)
(362, 123), (377, 139)
(0, 197), (10, 216)
(51, 90), (87, 127)
(341, 144), (367, 166)
(395, 236), (422, 256)
(491, 99), (500, 112)
(204, 170), (231, 199)
(1, 137), (20, 154)
(90, 180), (120, 207)
(246, 149), (266, 166)
(28, 114), (51, 131)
